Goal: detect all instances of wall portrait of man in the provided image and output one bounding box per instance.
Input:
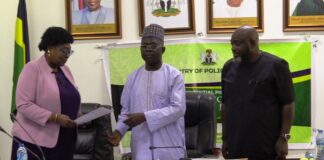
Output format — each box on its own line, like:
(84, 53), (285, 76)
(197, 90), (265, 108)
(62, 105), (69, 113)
(72, 0), (115, 25)
(213, 0), (257, 18)
(290, 0), (324, 16)
(284, 0), (324, 31)
(207, 0), (264, 33)
(66, 0), (121, 39)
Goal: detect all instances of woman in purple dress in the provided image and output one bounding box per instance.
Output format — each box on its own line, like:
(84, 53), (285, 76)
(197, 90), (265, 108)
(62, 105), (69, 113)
(11, 27), (81, 160)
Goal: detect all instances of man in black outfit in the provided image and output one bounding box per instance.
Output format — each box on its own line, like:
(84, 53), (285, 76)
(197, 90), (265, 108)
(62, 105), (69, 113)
(221, 26), (295, 159)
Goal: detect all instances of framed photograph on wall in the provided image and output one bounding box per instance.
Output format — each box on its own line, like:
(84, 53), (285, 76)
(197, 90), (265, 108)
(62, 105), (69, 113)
(65, 0), (121, 40)
(138, 0), (195, 35)
(283, 0), (324, 32)
(207, 0), (264, 33)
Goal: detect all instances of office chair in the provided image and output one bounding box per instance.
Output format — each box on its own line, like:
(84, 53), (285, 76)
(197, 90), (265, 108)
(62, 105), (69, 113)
(74, 103), (114, 160)
(185, 92), (216, 158)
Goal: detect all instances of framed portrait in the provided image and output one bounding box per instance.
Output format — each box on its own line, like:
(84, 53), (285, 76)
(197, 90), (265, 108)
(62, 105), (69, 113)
(207, 0), (264, 33)
(138, 0), (195, 35)
(283, 0), (324, 32)
(65, 0), (122, 40)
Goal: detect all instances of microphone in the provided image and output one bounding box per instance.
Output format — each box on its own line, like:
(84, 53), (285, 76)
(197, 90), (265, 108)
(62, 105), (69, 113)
(10, 113), (46, 160)
(149, 145), (191, 160)
(0, 125), (41, 160)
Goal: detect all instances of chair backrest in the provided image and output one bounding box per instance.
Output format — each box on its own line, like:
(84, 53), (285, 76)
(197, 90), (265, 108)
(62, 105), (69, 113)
(74, 103), (114, 160)
(185, 92), (216, 158)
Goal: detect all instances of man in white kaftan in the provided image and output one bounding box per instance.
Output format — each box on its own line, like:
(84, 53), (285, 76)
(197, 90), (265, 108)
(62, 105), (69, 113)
(108, 24), (186, 160)
(118, 64), (186, 160)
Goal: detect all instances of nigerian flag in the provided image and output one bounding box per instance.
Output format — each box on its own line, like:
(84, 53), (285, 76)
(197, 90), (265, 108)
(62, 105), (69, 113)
(11, 0), (30, 113)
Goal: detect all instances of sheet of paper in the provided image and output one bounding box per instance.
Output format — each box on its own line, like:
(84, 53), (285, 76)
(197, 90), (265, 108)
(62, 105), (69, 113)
(75, 107), (112, 125)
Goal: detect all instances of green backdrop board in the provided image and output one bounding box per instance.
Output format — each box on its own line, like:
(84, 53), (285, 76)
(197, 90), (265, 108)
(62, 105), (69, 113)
(107, 39), (312, 148)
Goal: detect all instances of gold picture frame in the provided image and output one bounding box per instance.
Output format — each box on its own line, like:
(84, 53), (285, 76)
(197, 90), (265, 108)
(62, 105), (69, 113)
(65, 0), (122, 40)
(207, 0), (264, 33)
(138, 0), (196, 35)
(283, 0), (324, 32)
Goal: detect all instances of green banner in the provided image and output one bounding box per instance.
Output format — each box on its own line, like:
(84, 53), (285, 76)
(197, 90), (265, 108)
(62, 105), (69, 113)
(108, 39), (312, 146)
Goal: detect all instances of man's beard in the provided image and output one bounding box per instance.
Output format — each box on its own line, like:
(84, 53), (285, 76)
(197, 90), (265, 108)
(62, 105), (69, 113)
(233, 56), (242, 63)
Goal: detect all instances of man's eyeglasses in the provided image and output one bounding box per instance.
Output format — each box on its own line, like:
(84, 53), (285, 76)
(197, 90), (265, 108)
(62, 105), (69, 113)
(59, 48), (74, 57)
(140, 44), (162, 50)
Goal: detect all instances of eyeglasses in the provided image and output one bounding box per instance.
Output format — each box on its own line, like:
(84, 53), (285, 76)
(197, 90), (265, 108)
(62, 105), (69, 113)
(59, 48), (74, 57)
(140, 44), (162, 50)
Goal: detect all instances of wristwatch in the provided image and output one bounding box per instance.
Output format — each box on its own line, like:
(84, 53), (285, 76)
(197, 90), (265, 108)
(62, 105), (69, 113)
(281, 133), (291, 141)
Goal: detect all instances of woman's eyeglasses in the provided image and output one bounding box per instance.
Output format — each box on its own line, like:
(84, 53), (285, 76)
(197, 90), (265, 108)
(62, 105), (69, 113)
(59, 48), (74, 57)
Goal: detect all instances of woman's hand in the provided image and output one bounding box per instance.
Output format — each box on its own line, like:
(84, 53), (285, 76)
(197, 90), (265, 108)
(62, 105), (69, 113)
(56, 114), (76, 128)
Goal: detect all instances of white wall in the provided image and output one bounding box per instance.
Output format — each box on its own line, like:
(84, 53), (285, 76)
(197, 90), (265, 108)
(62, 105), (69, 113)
(1, 1), (324, 159)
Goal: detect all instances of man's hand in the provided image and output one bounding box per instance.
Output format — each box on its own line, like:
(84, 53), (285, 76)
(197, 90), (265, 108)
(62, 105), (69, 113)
(123, 113), (146, 128)
(221, 140), (229, 158)
(57, 114), (76, 128)
(108, 130), (122, 146)
(275, 137), (288, 160)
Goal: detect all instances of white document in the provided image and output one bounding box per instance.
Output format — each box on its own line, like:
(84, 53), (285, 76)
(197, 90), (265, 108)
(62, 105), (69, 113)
(75, 107), (112, 125)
